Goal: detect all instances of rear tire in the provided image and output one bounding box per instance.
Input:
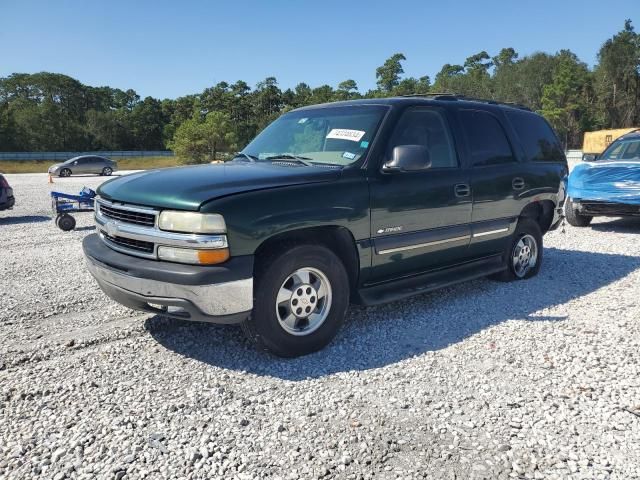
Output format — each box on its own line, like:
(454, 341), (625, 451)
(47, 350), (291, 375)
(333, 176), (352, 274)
(242, 244), (350, 357)
(564, 199), (592, 227)
(59, 168), (71, 177)
(491, 218), (543, 282)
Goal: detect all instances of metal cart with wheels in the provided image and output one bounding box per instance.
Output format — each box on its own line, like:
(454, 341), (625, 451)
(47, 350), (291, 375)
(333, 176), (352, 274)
(51, 187), (96, 231)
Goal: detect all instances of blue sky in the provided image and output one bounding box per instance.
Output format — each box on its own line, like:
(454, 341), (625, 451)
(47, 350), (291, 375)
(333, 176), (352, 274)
(1, 0), (637, 99)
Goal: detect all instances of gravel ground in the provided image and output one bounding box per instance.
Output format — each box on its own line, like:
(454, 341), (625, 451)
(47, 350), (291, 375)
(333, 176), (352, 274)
(1, 172), (639, 480)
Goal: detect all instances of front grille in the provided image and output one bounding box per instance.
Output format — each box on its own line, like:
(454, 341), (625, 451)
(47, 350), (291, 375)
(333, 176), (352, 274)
(99, 203), (156, 227)
(581, 202), (640, 216)
(103, 233), (154, 253)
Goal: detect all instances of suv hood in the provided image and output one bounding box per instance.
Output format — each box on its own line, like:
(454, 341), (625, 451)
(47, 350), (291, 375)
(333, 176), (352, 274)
(97, 162), (342, 210)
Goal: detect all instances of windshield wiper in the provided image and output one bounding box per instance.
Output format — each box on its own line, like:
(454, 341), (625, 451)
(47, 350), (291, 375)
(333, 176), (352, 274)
(231, 152), (259, 162)
(263, 154), (314, 166)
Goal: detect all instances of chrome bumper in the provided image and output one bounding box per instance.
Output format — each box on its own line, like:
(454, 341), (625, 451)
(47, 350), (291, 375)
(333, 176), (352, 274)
(85, 254), (253, 324)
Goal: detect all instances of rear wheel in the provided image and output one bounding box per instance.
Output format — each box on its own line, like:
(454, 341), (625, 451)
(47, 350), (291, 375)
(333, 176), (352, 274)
(57, 213), (76, 231)
(564, 199), (592, 227)
(102, 167), (113, 176)
(59, 168), (71, 177)
(491, 218), (543, 282)
(242, 244), (350, 357)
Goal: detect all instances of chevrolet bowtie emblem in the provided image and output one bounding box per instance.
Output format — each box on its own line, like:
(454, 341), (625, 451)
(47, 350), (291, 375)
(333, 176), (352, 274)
(106, 221), (118, 237)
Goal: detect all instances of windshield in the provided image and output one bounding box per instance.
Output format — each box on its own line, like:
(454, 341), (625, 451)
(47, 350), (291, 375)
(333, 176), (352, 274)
(599, 139), (640, 161)
(241, 105), (388, 166)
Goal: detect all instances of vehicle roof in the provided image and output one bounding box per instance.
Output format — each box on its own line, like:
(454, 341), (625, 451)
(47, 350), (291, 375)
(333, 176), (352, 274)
(293, 94), (534, 114)
(616, 130), (640, 141)
(67, 155), (110, 161)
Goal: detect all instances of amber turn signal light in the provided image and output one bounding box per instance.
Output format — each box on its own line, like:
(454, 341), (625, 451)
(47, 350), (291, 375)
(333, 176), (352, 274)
(197, 248), (230, 265)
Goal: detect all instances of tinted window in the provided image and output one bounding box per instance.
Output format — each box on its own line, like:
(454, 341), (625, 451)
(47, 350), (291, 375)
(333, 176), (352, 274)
(621, 141), (640, 160)
(506, 110), (565, 162)
(459, 110), (515, 167)
(387, 108), (457, 168)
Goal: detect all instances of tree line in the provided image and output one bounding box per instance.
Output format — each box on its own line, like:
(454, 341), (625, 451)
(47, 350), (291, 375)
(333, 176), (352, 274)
(0, 19), (638, 160)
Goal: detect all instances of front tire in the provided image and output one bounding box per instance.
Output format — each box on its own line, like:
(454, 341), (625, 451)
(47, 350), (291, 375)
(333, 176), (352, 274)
(564, 199), (592, 227)
(491, 218), (543, 282)
(102, 167), (113, 176)
(242, 244), (350, 357)
(59, 168), (71, 177)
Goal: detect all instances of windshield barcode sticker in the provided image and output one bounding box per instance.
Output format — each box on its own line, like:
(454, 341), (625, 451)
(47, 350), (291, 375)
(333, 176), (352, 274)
(326, 129), (366, 142)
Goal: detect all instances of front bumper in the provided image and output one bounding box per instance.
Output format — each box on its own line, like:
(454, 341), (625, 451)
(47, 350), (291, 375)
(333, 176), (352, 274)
(573, 199), (640, 217)
(83, 234), (253, 324)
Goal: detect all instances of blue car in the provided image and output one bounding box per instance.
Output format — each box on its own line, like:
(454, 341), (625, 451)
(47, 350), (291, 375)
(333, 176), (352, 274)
(566, 130), (640, 226)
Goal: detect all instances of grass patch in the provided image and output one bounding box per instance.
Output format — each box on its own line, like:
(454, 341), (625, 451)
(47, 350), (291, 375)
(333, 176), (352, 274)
(0, 156), (180, 174)
(116, 156), (180, 171)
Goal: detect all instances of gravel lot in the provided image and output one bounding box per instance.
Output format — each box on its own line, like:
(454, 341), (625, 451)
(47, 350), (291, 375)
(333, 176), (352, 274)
(1, 172), (639, 480)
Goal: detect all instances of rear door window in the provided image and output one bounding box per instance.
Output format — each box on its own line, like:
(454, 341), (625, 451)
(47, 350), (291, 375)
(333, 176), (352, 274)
(458, 110), (515, 167)
(505, 110), (565, 162)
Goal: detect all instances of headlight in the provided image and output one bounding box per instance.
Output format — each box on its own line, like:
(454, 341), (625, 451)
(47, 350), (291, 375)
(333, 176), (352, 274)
(157, 246), (229, 265)
(158, 211), (226, 234)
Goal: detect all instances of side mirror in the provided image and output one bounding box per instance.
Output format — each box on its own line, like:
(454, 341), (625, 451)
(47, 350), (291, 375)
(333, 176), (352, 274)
(73, 161), (78, 165)
(383, 145), (431, 172)
(582, 153), (597, 162)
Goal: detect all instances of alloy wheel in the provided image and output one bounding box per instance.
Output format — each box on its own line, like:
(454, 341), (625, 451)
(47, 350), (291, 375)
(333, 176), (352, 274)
(275, 267), (332, 336)
(512, 234), (538, 278)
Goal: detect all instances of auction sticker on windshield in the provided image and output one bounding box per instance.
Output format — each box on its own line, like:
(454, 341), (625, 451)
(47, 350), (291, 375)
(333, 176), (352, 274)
(326, 129), (366, 142)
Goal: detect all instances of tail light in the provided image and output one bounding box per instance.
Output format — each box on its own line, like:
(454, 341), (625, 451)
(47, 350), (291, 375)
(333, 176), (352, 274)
(0, 175), (9, 188)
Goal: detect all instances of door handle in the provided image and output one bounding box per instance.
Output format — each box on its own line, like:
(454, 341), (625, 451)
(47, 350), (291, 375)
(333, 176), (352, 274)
(454, 183), (470, 197)
(512, 177), (525, 190)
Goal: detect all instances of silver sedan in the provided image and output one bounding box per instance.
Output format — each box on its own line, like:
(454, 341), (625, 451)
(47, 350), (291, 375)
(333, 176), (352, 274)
(48, 155), (118, 177)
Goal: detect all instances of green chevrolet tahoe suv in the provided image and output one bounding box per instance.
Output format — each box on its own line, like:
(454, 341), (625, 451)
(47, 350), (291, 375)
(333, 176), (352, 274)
(83, 95), (567, 357)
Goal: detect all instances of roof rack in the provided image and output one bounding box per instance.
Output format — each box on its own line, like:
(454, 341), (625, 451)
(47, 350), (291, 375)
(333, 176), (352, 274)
(400, 93), (458, 100)
(400, 93), (532, 111)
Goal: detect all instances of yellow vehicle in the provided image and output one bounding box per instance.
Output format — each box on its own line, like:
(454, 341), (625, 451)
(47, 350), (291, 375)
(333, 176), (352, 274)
(582, 128), (639, 159)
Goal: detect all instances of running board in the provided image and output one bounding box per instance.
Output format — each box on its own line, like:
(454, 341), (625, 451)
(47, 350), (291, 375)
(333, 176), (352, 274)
(356, 255), (505, 306)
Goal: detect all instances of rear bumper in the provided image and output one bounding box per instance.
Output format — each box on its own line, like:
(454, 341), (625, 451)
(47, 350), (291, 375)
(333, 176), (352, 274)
(547, 205), (564, 231)
(83, 234), (253, 324)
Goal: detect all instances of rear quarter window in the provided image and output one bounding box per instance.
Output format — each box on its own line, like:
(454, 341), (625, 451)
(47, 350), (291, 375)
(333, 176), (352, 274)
(505, 110), (565, 162)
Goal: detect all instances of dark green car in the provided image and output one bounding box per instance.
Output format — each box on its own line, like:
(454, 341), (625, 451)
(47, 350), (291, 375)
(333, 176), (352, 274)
(83, 95), (567, 357)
